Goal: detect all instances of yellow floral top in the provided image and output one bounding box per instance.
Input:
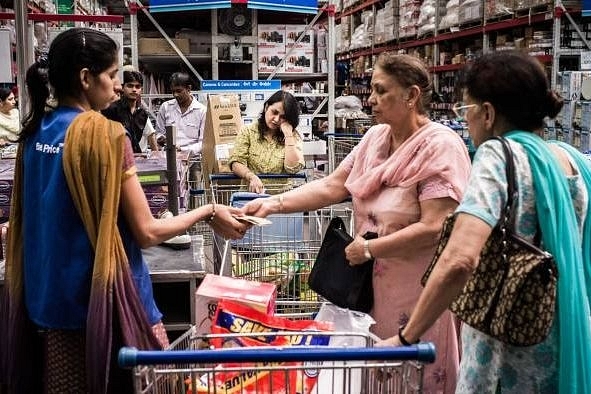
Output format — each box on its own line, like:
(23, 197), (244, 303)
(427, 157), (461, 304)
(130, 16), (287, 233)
(229, 121), (305, 192)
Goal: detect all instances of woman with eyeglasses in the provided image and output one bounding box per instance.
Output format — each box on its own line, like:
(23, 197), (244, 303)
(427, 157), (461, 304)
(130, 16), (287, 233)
(242, 53), (471, 392)
(377, 51), (591, 393)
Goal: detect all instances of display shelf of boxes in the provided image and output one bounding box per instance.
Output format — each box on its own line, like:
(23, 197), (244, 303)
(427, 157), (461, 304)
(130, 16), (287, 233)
(334, 0), (583, 119)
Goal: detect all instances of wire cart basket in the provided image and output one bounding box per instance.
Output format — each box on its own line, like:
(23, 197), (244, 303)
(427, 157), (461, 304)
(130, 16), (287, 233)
(326, 134), (364, 173)
(119, 327), (436, 394)
(210, 174), (354, 308)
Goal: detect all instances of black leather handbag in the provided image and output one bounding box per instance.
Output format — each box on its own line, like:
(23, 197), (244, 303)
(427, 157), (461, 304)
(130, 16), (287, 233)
(308, 216), (376, 313)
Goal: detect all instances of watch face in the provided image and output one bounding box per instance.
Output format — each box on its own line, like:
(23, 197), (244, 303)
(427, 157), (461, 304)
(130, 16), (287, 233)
(233, 14), (246, 27)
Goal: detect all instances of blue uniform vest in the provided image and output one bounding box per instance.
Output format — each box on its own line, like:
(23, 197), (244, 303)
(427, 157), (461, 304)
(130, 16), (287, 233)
(22, 107), (161, 329)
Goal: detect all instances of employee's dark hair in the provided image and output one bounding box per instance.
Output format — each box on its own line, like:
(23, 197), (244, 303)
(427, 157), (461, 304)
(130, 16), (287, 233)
(375, 52), (432, 115)
(124, 70), (143, 85)
(20, 27), (118, 141)
(0, 87), (13, 102)
(169, 72), (192, 89)
(257, 90), (299, 144)
(459, 50), (563, 131)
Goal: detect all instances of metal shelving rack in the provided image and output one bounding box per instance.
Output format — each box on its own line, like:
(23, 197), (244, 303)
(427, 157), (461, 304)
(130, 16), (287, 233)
(334, 0), (585, 111)
(126, 0), (336, 133)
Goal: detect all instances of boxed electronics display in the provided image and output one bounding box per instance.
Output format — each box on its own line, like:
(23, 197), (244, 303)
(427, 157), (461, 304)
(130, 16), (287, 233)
(257, 25), (286, 73)
(135, 156), (183, 217)
(202, 94), (243, 177)
(285, 25), (315, 73)
(0, 159), (14, 221)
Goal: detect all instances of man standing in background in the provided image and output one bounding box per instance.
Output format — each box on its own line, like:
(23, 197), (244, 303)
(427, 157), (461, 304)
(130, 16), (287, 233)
(103, 69), (159, 154)
(155, 72), (206, 156)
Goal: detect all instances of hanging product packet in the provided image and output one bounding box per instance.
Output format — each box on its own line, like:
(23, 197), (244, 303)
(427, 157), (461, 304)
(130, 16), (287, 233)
(192, 299), (333, 394)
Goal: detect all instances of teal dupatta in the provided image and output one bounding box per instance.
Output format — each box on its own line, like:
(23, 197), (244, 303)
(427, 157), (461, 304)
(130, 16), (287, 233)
(506, 131), (591, 393)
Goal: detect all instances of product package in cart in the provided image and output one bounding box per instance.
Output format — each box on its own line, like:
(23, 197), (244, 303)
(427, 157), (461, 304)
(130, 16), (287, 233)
(193, 299), (333, 394)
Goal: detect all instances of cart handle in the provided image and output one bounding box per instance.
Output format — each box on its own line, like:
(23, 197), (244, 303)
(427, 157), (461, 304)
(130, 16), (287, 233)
(118, 343), (435, 369)
(324, 133), (365, 138)
(209, 173), (307, 181)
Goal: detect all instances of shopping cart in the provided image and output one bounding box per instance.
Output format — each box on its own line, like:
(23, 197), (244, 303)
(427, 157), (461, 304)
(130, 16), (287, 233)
(326, 134), (364, 173)
(211, 174), (353, 308)
(209, 173), (308, 206)
(119, 327), (436, 394)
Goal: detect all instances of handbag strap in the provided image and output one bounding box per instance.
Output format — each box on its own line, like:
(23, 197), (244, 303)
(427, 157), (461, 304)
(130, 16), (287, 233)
(492, 136), (517, 232)
(494, 136), (542, 245)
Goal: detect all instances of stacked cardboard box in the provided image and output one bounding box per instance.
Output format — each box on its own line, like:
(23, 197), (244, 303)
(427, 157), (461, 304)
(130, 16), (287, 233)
(202, 94), (243, 180)
(257, 25), (286, 73)
(137, 37), (190, 55)
(285, 25), (315, 73)
(0, 159), (14, 221)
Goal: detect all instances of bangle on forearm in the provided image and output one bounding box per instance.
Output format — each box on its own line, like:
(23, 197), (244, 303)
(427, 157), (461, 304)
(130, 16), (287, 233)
(205, 203), (216, 224)
(278, 194), (284, 213)
(363, 239), (373, 260)
(398, 325), (419, 346)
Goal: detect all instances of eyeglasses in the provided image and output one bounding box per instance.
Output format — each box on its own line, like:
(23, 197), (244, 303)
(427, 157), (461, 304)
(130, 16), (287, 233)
(452, 103), (478, 119)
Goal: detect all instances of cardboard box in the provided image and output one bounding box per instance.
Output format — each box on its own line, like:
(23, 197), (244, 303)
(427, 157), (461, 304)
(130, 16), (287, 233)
(202, 94), (243, 177)
(195, 274), (277, 336)
(257, 45), (286, 73)
(284, 49), (314, 73)
(285, 24), (315, 49)
(138, 38), (190, 55)
(175, 29), (212, 54)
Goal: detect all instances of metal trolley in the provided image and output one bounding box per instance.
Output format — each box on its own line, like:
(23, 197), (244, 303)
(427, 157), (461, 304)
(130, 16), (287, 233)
(209, 174), (354, 311)
(326, 134), (364, 173)
(119, 327), (436, 394)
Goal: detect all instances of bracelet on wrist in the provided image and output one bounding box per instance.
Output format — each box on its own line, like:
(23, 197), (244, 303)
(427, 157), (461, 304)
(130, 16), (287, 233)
(205, 203), (216, 224)
(398, 325), (419, 346)
(363, 239), (373, 260)
(278, 194), (284, 213)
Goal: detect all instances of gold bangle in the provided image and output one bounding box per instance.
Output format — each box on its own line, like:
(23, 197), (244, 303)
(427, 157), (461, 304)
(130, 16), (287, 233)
(278, 194), (284, 213)
(286, 144), (296, 146)
(363, 239), (373, 260)
(206, 203), (216, 223)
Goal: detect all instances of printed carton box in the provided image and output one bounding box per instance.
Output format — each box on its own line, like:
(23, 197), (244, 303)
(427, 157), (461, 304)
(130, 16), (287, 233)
(202, 94), (243, 178)
(195, 274), (277, 336)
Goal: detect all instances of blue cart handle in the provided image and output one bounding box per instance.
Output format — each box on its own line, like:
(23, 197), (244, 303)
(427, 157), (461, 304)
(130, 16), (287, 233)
(119, 343), (435, 369)
(324, 133), (365, 138)
(209, 173), (307, 181)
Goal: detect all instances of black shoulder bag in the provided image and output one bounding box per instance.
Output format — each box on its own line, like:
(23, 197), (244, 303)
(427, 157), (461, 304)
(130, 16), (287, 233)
(308, 216), (377, 313)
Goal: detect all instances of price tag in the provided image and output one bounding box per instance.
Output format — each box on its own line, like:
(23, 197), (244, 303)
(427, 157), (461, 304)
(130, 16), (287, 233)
(581, 51), (591, 70)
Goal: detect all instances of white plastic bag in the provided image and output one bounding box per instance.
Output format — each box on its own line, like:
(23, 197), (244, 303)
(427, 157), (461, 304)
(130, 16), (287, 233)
(314, 303), (376, 394)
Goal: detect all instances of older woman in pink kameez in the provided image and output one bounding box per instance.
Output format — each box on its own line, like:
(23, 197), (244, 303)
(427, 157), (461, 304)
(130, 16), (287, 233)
(242, 53), (471, 393)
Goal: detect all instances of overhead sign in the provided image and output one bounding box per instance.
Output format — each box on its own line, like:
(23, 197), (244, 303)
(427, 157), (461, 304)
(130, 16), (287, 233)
(201, 80), (281, 91)
(585, 0), (591, 16)
(149, 0), (318, 13)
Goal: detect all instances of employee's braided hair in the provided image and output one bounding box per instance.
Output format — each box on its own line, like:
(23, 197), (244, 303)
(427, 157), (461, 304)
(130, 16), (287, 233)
(20, 27), (118, 141)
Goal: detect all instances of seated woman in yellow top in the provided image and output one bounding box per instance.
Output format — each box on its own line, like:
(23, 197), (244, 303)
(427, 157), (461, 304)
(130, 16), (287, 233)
(229, 90), (305, 193)
(0, 87), (20, 146)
